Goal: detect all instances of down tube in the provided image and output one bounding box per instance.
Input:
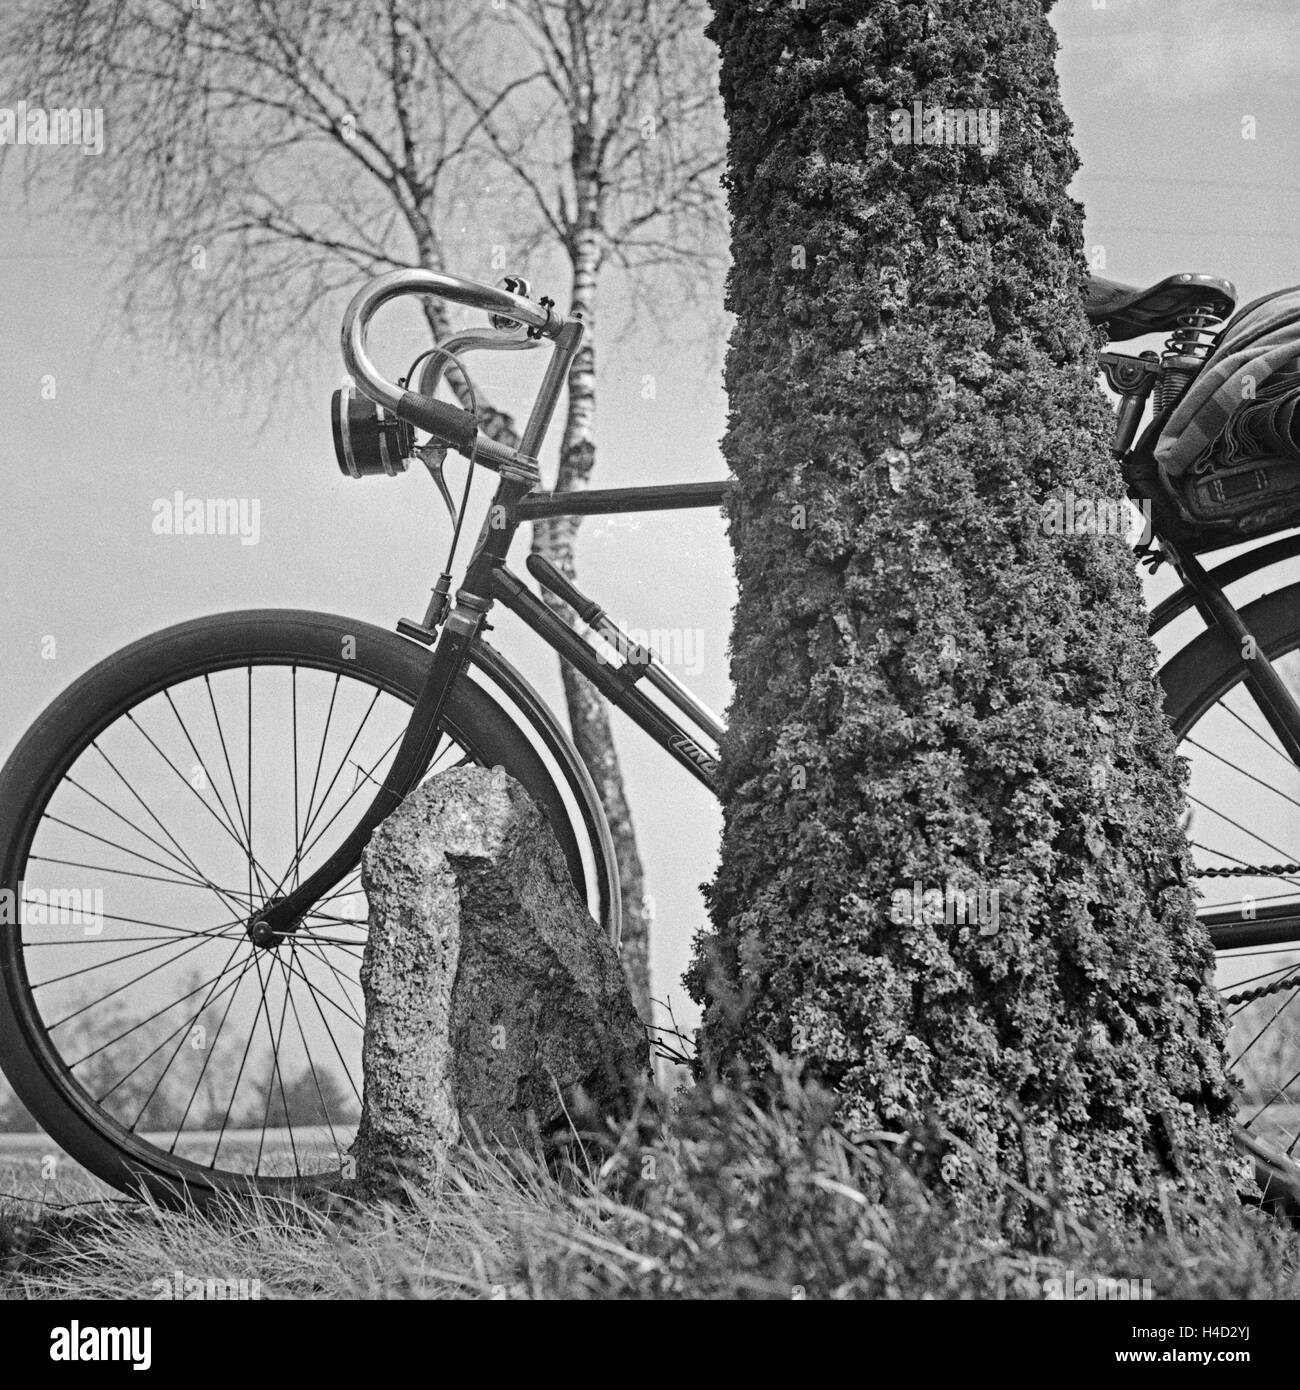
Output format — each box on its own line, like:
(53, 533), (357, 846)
(489, 565), (720, 792)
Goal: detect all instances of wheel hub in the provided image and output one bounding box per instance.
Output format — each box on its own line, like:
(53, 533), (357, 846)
(246, 897), (295, 949)
(247, 916), (286, 949)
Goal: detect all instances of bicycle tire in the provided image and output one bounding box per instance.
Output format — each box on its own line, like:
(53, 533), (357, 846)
(0, 609), (611, 1202)
(1160, 581), (1300, 1159)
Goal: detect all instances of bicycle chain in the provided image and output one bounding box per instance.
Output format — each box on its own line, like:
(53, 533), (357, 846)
(1223, 972), (1300, 1008)
(1198, 863), (1300, 878)
(1197, 864), (1300, 1005)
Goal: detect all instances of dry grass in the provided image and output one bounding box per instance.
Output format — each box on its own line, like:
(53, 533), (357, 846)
(4, 1070), (1300, 1300)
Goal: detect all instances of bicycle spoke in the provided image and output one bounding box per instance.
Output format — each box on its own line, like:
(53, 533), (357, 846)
(1243, 1057), (1300, 1153)
(55, 930), (235, 1041)
(1189, 839), (1300, 897)
(31, 927), (239, 991)
(1187, 795), (1300, 880)
(293, 688), (381, 865)
(289, 937), (362, 1108)
(109, 947), (250, 1123)
(203, 674), (267, 903)
(277, 698), (395, 898)
(28, 852), (233, 892)
(1222, 695), (1295, 770)
(291, 934), (365, 956)
(300, 910), (368, 927)
(283, 961), (344, 1160)
(283, 727), (425, 886)
(127, 707), (279, 891)
(62, 775), (210, 888)
(40, 815), (217, 891)
(276, 946), (363, 1031)
(295, 933), (365, 1013)
(299, 674), (342, 858)
(210, 959), (268, 1169)
(25, 935), (222, 947)
(170, 949), (260, 1154)
(164, 686), (256, 864)
(43, 907), (248, 939)
(1223, 962), (1300, 1007)
(74, 946), (252, 1077)
(1185, 734), (1300, 815)
(86, 745), (250, 922)
(251, 949), (296, 1178)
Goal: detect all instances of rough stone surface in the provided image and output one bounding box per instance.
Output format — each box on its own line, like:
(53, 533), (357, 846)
(351, 766), (648, 1197)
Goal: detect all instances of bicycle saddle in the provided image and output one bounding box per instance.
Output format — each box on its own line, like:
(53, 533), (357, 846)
(1085, 272), (1237, 341)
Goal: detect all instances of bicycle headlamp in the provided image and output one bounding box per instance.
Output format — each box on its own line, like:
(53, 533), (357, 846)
(331, 384), (415, 478)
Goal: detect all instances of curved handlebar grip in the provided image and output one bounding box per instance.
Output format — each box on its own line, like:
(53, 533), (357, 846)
(341, 268), (559, 417)
(394, 392), (479, 455)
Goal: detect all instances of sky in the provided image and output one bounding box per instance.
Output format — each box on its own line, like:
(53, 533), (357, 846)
(2, 0), (1300, 1052)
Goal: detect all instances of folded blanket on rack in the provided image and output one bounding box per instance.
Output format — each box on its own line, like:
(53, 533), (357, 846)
(1156, 286), (1300, 480)
(1207, 368), (1300, 470)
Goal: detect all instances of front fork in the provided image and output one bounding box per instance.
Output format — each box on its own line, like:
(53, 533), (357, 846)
(248, 600), (484, 944)
(254, 314), (584, 941)
(250, 465), (541, 941)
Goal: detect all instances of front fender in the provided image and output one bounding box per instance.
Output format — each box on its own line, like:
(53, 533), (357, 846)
(467, 639), (622, 946)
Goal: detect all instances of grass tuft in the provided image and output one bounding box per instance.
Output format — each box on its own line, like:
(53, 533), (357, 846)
(3, 1067), (1299, 1300)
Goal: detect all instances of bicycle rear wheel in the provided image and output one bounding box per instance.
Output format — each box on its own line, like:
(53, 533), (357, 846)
(1161, 583), (1300, 1164)
(0, 609), (607, 1202)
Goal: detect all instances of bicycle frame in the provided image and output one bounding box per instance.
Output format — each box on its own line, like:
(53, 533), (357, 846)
(256, 276), (733, 939)
(256, 274), (1300, 956)
(492, 483), (731, 785)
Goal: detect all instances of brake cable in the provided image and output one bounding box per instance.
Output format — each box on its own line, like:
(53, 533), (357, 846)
(399, 344), (482, 625)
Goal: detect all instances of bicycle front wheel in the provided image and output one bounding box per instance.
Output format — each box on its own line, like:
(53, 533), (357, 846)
(0, 609), (604, 1202)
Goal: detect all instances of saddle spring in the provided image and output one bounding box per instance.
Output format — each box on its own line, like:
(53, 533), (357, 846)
(1159, 303), (1224, 414)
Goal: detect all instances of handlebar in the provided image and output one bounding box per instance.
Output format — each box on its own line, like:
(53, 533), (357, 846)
(339, 269), (570, 468)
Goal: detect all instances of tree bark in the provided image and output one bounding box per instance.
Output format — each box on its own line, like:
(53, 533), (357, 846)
(694, 0), (1237, 1233)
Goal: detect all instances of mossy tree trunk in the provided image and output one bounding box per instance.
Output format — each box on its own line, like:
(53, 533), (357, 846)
(693, 0), (1238, 1233)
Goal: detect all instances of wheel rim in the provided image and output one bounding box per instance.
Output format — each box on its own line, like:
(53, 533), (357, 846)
(1169, 615), (1300, 1160)
(9, 655), (474, 1190)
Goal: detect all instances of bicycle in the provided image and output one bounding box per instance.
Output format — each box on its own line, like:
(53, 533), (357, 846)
(2, 266), (1300, 1205)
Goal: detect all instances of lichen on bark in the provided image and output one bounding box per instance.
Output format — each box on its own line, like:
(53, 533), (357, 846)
(692, 0), (1238, 1233)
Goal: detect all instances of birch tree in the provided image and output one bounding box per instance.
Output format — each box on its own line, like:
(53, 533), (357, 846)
(433, 1), (725, 1017)
(3, 0), (724, 1016)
